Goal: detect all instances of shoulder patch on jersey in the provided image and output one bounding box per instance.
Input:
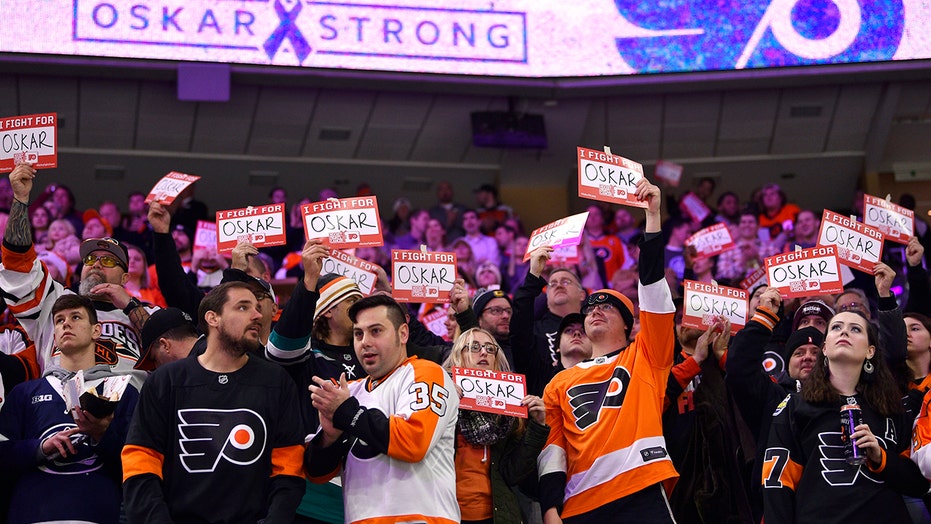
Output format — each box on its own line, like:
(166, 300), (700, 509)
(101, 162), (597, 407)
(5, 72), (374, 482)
(773, 394), (791, 417)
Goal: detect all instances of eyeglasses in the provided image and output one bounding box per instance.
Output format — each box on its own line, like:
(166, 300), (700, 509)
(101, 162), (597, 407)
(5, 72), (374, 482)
(548, 278), (579, 288)
(482, 306), (512, 317)
(83, 254), (124, 269)
(582, 303), (616, 315)
(464, 342), (499, 354)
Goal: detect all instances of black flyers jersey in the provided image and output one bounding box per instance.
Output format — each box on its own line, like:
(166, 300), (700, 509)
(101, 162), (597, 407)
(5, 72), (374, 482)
(762, 393), (918, 524)
(123, 354), (305, 523)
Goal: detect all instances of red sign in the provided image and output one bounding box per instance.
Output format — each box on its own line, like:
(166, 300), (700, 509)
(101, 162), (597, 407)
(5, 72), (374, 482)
(322, 249), (380, 295)
(453, 367), (528, 418)
(679, 192), (711, 223)
(740, 267), (767, 291)
(193, 220), (217, 250)
(765, 246), (843, 299)
(215, 203), (287, 253)
(816, 210), (884, 272)
(686, 223), (735, 259)
(391, 250), (457, 303)
(862, 194), (915, 245)
(524, 212), (588, 262)
(682, 280), (748, 334)
(0, 113), (57, 172)
(654, 159), (683, 187)
(145, 171), (200, 205)
(577, 146), (647, 208)
(302, 196), (383, 248)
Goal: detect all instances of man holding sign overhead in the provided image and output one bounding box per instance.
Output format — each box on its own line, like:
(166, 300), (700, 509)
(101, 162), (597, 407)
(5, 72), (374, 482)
(0, 163), (155, 386)
(539, 177), (678, 523)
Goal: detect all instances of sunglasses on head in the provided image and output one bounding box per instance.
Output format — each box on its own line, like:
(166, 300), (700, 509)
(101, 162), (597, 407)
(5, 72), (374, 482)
(83, 253), (124, 269)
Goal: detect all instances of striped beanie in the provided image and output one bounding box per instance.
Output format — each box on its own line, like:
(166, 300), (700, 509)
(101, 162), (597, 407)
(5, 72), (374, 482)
(314, 274), (364, 322)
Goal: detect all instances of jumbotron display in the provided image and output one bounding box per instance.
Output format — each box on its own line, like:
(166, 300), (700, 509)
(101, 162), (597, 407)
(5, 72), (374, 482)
(1, 0), (928, 77)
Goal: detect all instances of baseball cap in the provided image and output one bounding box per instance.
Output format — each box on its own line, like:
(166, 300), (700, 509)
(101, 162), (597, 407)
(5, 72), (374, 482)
(79, 237), (129, 269)
(792, 300), (835, 331)
(314, 274), (364, 322)
(141, 307), (196, 352)
(557, 313), (583, 339)
(221, 269), (277, 304)
(138, 307), (197, 370)
(582, 289), (635, 338)
(472, 287), (511, 315)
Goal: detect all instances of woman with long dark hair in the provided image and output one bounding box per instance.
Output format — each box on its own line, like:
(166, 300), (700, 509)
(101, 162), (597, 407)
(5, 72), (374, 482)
(763, 311), (928, 523)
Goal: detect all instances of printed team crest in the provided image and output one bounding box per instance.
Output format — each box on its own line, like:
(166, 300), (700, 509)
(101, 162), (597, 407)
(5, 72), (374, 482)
(178, 408), (267, 473)
(566, 366), (632, 430)
(818, 431), (883, 486)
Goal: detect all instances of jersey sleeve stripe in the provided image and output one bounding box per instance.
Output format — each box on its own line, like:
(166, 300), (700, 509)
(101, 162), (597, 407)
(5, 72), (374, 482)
(8, 271), (49, 315)
(867, 447), (887, 473)
(638, 278), (675, 314)
(538, 443), (568, 476)
(2, 245), (37, 273)
(271, 444), (306, 478)
(121, 444), (165, 482)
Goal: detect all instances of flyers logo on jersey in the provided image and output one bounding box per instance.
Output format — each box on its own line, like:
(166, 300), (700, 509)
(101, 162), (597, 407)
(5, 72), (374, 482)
(178, 408), (267, 473)
(817, 431), (882, 486)
(567, 366), (632, 430)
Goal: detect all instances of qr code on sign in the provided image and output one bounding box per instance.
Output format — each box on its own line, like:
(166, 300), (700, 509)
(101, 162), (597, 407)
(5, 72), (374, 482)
(411, 286), (427, 297)
(701, 314), (714, 326)
(329, 232), (345, 243)
(237, 234), (253, 243)
(789, 281), (805, 293)
(598, 184), (614, 197)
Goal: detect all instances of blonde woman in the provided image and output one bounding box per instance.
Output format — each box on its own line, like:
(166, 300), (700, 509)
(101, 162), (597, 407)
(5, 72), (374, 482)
(443, 328), (548, 524)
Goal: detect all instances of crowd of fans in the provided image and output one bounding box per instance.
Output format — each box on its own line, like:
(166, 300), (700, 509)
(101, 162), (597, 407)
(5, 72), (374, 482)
(1, 163), (931, 524)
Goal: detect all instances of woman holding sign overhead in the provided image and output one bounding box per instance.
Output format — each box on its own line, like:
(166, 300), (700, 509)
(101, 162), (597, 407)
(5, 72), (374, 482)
(442, 328), (549, 524)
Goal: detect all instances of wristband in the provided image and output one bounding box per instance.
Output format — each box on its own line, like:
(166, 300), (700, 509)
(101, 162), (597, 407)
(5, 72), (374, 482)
(123, 297), (142, 316)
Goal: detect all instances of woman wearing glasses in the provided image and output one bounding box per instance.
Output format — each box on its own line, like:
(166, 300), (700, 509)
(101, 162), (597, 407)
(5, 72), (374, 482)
(442, 328), (549, 524)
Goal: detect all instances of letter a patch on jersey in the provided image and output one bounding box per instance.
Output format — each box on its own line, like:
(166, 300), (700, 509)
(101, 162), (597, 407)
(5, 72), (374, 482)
(566, 366), (632, 430)
(178, 408), (268, 473)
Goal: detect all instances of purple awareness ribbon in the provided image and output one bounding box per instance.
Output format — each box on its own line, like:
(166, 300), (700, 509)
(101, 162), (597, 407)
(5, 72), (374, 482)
(264, 0), (311, 63)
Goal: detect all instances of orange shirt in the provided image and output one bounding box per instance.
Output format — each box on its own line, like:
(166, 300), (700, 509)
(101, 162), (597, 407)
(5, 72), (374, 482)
(454, 433), (493, 521)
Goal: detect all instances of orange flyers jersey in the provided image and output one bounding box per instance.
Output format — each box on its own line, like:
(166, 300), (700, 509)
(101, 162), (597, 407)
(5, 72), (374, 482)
(323, 357), (460, 524)
(538, 279), (678, 518)
(912, 388), (931, 477)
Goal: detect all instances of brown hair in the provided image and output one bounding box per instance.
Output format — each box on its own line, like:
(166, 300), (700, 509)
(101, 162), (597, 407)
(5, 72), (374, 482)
(802, 310), (902, 416)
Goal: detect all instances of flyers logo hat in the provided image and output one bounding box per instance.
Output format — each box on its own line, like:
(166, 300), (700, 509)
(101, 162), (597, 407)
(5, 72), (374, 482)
(566, 366), (632, 430)
(178, 408), (267, 473)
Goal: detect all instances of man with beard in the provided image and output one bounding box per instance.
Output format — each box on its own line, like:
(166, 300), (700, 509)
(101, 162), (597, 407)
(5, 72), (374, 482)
(0, 163), (156, 386)
(122, 282), (305, 522)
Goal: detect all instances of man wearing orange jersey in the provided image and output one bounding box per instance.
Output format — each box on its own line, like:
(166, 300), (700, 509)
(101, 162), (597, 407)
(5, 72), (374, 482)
(538, 178), (678, 523)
